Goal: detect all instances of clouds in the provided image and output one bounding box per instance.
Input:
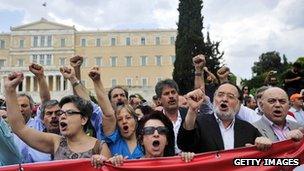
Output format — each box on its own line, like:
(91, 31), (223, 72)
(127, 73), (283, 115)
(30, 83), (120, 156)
(0, 0), (303, 78)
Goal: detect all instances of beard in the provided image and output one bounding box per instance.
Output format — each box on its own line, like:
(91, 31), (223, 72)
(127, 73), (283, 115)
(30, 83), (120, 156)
(213, 104), (238, 121)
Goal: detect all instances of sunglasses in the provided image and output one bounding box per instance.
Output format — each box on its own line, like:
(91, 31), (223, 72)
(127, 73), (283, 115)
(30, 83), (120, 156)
(142, 126), (169, 135)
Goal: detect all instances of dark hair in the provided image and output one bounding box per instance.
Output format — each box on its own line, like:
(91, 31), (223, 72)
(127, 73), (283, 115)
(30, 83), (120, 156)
(59, 95), (93, 132)
(244, 96), (252, 107)
(17, 93), (34, 109)
(108, 86), (129, 100)
(241, 86), (249, 92)
(155, 79), (179, 98)
(40, 99), (59, 120)
(136, 111), (175, 157)
(137, 102), (153, 116)
(216, 82), (243, 102)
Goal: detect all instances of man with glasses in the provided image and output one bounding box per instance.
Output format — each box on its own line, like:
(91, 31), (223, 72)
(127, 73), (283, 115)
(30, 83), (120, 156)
(177, 82), (272, 153)
(253, 87), (303, 142)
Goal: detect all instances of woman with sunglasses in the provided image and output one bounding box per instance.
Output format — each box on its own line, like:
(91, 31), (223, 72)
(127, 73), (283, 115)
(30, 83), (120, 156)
(88, 67), (144, 160)
(107, 111), (194, 166)
(4, 72), (111, 165)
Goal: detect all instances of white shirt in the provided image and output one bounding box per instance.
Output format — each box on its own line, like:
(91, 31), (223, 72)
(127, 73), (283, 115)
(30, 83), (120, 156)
(289, 107), (304, 126)
(163, 110), (182, 154)
(214, 113), (235, 150)
(237, 105), (261, 123)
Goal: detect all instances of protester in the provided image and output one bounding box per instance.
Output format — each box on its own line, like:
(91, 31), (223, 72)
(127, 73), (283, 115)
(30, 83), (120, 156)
(89, 67), (143, 159)
(129, 94), (144, 109)
(289, 93), (304, 126)
(244, 96), (257, 110)
(178, 83), (272, 153)
(104, 111), (194, 167)
(283, 62), (303, 97)
(5, 72), (111, 162)
(0, 116), (21, 166)
(253, 87), (303, 142)
(155, 79), (188, 154)
(242, 86), (251, 99)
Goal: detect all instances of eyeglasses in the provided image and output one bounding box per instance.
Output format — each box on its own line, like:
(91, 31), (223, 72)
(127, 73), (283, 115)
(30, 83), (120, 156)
(215, 92), (238, 100)
(59, 110), (82, 116)
(142, 126), (169, 135)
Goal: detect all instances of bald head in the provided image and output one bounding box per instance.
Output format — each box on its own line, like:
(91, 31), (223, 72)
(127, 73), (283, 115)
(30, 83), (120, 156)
(260, 87), (289, 127)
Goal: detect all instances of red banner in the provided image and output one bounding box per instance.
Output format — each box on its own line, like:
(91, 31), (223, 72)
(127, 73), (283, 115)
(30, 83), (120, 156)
(1, 139), (303, 171)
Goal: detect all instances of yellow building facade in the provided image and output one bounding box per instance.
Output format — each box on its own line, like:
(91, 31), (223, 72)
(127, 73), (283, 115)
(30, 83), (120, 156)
(0, 18), (176, 102)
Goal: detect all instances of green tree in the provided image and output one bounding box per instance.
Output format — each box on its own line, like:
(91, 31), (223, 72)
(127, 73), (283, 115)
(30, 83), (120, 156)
(173, 0), (223, 94)
(242, 51), (291, 89)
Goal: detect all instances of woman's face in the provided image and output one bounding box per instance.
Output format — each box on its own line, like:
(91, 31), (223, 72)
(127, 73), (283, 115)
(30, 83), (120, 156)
(59, 102), (87, 137)
(142, 119), (168, 158)
(117, 108), (137, 139)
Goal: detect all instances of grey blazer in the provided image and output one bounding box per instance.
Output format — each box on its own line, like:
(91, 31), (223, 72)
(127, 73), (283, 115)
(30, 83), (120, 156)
(252, 116), (301, 141)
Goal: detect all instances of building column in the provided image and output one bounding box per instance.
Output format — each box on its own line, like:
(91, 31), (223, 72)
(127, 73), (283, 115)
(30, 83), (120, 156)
(45, 75), (49, 91)
(0, 76), (4, 94)
(22, 76), (26, 92)
(30, 76), (34, 92)
(53, 75), (57, 91)
(60, 75), (64, 91)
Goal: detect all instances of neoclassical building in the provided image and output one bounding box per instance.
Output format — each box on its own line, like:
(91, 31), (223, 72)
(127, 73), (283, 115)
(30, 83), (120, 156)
(0, 18), (176, 102)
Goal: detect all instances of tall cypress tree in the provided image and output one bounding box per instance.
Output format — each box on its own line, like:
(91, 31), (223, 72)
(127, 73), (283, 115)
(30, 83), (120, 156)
(173, 0), (223, 94)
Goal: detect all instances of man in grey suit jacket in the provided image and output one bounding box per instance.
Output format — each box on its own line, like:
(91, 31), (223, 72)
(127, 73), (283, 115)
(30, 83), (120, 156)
(253, 87), (303, 142)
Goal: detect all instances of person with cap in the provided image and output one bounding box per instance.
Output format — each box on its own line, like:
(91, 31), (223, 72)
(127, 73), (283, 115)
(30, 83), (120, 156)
(289, 93), (304, 126)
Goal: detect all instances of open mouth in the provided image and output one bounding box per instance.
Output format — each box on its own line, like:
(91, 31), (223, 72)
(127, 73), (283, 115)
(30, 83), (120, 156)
(123, 125), (129, 131)
(152, 140), (160, 147)
(273, 110), (282, 116)
(168, 100), (176, 105)
(60, 122), (68, 129)
(220, 103), (228, 110)
(116, 101), (125, 107)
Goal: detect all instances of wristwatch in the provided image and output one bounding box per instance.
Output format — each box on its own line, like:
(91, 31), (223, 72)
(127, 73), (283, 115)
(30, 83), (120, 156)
(72, 80), (82, 88)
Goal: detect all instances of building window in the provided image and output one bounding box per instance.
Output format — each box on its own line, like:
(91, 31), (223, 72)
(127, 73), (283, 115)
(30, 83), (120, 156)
(47, 36), (52, 47)
(95, 57), (102, 66)
(155, 37), (160, 45)
(140, 56), (147, 66)
(126, 78), (132, 86)
(110, 56), (117, 67)
(96, 38), (101, 47)
(141, 37), (146, 45)
(17, 59), (24, 67)
(0, 40), (5, 49)
(156, 56), (162, 66)
(126, 37), (131, 46)
(111, 38), (116, 46)
(46, 54), (52, 65)
(111, 79), (117, 87)
(125, 56), (132, 67)
(33, 36), (38, 47)
(59, 58), (66, 66)
(171, 55), (176, 64)
(40, 36), (45, 47)
(61, 38), (66, 47)
(32, 54), (38, 63)
(170, 36), (175, 45)
(142, 78), (148, 87)
(19, 40), (24, 48)
(39, 55), (45, 65)
(32, 54), (52, 65)
(81, 39), (86, 47)
(0, 59), (6, 68)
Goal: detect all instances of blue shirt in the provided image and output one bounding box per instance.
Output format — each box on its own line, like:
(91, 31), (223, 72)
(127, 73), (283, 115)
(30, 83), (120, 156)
(105, 129), (143, 159)
(0, 118), (21, 166)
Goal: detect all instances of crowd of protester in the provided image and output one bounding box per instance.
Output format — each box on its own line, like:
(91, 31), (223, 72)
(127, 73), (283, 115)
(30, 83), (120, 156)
(0, 54), (303, 168)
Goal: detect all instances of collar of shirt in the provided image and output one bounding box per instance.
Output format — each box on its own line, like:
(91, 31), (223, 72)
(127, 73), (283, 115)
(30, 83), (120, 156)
(213, 112), (235, 130)
(262, 115), (290, 129)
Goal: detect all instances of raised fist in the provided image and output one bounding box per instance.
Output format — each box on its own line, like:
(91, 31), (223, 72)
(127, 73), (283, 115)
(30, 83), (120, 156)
(70, 55), (83, 68)
(29, 63), (44, 78)
(192, 54), (206, 72)
(60, 66), (75, 80)
(4, 72), (24, 91)
(88, 67), (101, 81)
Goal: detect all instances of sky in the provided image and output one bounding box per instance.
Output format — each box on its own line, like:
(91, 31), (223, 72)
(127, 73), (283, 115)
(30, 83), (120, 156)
(0, 0), (303, 79)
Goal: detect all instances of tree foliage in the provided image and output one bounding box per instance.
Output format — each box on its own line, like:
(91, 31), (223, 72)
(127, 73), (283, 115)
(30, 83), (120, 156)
(173, 0), (223, 94)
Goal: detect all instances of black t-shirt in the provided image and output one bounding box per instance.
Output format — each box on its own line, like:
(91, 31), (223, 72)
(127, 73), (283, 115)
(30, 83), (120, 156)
(284, 70), (303, 89)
